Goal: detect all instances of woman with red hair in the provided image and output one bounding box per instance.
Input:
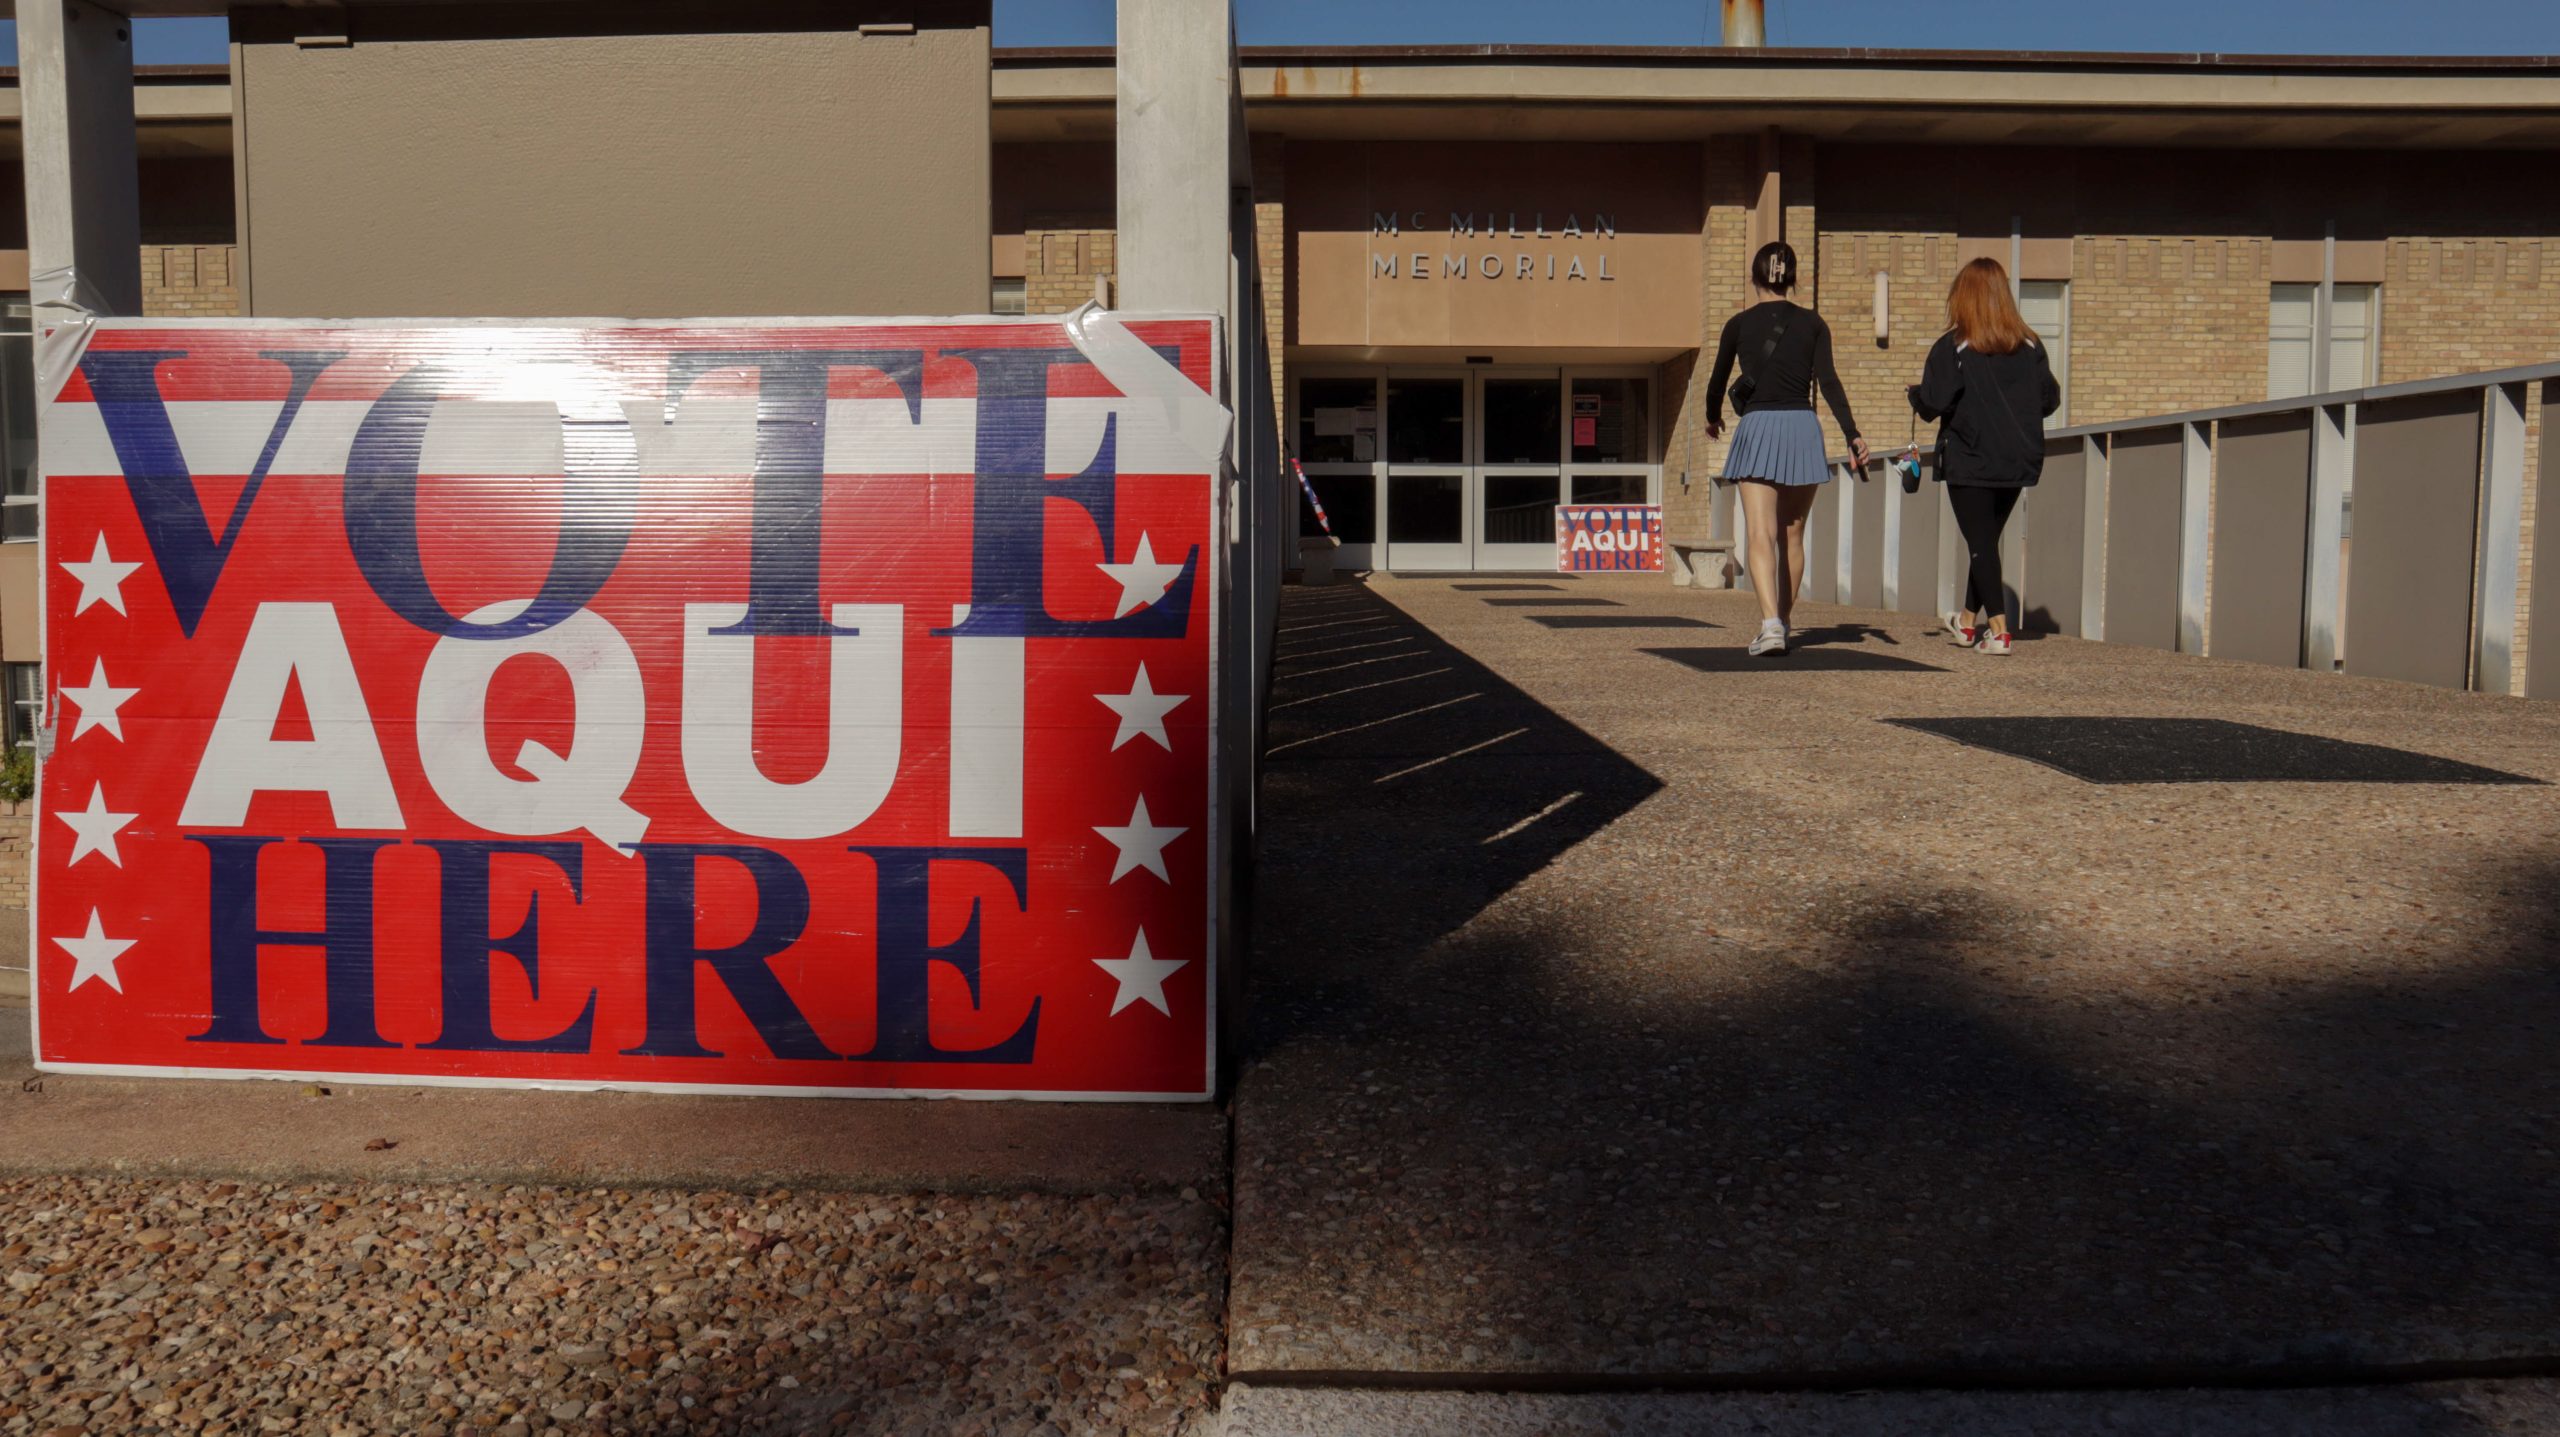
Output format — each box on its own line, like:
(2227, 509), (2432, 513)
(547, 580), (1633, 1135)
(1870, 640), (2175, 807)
(1907, 258), (2062, 656)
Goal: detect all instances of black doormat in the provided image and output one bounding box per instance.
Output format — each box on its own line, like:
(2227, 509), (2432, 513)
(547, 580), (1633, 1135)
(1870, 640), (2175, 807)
(1883, 716), (2542, 785)
(1530, 615), (1718, 630)
(1452, 582), (1563, 591)
(1645, 645), (1941, 671)
(1484, 597), (1624, 608)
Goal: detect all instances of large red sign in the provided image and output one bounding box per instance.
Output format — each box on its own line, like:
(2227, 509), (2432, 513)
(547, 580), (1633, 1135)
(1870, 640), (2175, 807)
(33, 317), (1221, 1099)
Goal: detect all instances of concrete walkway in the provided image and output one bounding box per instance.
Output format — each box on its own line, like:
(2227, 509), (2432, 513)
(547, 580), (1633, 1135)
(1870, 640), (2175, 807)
(1231, 575), (2560, 1389)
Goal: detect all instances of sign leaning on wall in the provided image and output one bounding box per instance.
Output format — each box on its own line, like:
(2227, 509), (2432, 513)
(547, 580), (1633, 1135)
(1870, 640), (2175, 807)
(33, 315), (1222, 1100)
(1555, 505), (1663, 573)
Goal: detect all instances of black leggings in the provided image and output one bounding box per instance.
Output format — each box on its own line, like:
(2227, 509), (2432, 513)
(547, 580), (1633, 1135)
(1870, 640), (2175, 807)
(1946, 484), (2022, 618)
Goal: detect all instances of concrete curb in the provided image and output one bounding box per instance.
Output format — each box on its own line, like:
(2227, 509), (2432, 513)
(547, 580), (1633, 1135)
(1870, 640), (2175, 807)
(0, 1067), (1228, 1198)
(1217, 1379), (2560, 1436)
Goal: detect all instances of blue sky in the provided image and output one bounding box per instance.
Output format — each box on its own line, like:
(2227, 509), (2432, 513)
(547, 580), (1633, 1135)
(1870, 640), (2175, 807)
(6, 1), (2560, 64)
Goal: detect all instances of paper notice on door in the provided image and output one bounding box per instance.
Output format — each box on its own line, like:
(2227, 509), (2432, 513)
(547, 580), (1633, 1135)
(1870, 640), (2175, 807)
(1573, 416), (1599, 447)
(1314, 406), (1361, 437)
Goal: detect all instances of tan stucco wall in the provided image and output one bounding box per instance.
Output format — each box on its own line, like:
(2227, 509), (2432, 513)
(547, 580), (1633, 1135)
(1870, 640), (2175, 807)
(1, 543), (38, 664)
(1287, 142), (1703, 352)
(234, 10), (991, 317)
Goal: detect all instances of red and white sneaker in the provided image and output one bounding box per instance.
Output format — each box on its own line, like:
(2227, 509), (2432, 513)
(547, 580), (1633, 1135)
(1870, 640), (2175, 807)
(1945, 612), (1981, 647)
(1978, 629), (2014, 656)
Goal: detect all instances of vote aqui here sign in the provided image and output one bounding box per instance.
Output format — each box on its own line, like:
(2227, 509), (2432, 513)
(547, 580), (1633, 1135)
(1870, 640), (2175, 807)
(33, 316), (1221, 1100)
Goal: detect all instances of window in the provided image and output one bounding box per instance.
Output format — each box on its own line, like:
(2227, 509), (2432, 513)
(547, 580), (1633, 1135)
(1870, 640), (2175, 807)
(990, 278), (1027, 316)
(2270, 282), (2379, 400)
(1569, 377), (1650, 464)
(2328, 284), (2379, 391)
(2, 296), (34, 542)
(5, 663), (37, 750)
(2016, 281), (2070, 428)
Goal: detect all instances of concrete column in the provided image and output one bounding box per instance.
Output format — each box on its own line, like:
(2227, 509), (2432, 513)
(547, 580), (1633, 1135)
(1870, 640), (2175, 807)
(1115, 0), (1238, 315)
(1749, 127), (1782, 262)
(18, 0), (144, 320)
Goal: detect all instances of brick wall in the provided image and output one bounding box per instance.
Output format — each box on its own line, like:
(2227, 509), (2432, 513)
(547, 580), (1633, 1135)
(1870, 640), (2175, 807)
(1253, 134), (1287, 430)
(141, 244), (242, 318)
(0, 813), (27, 911)
(1818, 231), (1961, 463)
(2066, 237), (2272, 424)
(1023, 215), (1114, 315)
(1662, 138), (1757, 545)
(2382, 237), (2560, 693)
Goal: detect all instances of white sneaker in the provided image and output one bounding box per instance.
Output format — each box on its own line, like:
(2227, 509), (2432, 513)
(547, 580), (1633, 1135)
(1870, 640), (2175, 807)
(1747, 621), (1789, 657)
(1978, 629), (2013, 656)
(1945, 611), (1981, 647)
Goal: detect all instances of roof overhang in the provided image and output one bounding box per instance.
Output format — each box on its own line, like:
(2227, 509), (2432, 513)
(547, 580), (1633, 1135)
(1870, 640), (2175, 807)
(0, 66), (231, 159)
(995, 46), (2560, 149)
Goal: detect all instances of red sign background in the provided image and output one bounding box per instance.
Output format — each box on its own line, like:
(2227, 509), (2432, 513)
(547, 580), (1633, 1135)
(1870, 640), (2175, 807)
(33, 318), (1218, 1099)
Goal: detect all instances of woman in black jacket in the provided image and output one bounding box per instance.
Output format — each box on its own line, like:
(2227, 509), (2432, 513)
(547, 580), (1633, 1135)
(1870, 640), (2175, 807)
(1906, 258), (2062, 656)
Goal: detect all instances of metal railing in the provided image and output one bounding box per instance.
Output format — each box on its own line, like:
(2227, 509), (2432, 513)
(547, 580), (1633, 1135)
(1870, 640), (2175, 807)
(1786, 361), (2560, 698)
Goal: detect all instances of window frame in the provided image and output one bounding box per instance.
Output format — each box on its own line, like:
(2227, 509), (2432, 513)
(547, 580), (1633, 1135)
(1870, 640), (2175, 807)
(2015, 279), (2071, 428)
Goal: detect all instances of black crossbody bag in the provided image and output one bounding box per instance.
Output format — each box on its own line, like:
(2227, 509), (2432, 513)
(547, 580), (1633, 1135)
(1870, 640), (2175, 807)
(1728, 313), (1790, 410)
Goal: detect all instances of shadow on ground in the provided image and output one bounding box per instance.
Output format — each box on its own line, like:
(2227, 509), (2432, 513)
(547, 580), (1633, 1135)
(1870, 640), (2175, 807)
(1233, 581), (2560, 1392)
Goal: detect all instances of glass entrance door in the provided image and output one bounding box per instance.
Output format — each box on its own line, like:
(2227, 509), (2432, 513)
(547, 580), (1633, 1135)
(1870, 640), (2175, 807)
(1291, 365), (1659, 574)
(1476, 373), (1564, 570)
(1382, 373), (1471, 571)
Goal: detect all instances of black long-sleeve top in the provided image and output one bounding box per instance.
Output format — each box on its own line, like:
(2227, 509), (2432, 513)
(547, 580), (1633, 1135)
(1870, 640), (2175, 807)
(1705, 300), (1860, 443)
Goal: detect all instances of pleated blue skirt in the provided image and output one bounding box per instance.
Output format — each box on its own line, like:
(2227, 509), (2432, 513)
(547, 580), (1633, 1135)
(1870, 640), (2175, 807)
(1719, 408), (1832, 487)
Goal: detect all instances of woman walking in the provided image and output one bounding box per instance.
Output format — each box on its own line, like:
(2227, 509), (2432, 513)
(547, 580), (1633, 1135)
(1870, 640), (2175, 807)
(1907, 257), (2061, 656)
(1705, 241), (1869, 657)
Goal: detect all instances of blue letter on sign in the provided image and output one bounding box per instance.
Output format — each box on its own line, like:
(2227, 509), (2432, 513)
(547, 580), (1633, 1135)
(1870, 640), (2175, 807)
(621, 843), (834, 1062)
(938, 346), (1200, 640)
(82, 350), (344, 638)
(663, 349), (927, 638)
(419, 840), (598, 1055)
(847, 846), (1040, 1064)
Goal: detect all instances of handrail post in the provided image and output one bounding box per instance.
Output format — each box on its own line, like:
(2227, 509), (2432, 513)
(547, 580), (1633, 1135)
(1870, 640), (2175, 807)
(1878, 462), (1903, 611)
(2475, 381), (2530, 694)
(2178, 420), (2213, 654)
(2080, 434), (2110, 642)
(2303, 401), (2351, 671)
(1833, 461), (1856, 601)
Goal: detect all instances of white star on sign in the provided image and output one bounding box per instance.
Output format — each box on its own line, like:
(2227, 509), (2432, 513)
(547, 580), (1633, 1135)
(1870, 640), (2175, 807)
(62, 534), (144, 617)
(1096, 663), (1189, 752)
(55, 783), (138, 868)
(1094, 927), (1187, 1017)
(1094, 794), (1187, 884)
(1096, 533), (1184, 619)
(55, 908), (136, 994)
(61, 658), (139, 742)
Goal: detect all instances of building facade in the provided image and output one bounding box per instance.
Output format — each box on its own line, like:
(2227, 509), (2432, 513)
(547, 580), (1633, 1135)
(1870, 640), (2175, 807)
(5, 39), (2560, 609)
(990, 47), (2560, 575)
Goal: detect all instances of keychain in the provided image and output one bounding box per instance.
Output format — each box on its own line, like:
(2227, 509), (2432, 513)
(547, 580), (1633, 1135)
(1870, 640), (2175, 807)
(1890, 410), (1924, 493)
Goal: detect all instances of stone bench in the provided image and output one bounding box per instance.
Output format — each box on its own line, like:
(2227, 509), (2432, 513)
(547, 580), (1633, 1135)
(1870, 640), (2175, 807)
(1667, 538), (1738, 590)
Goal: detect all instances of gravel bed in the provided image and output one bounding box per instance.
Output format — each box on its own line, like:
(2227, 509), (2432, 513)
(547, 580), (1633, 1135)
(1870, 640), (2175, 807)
(0, 1175), (1224, 1437)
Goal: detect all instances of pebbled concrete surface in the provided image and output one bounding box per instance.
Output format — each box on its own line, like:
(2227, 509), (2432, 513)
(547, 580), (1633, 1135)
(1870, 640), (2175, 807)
(1221, 1379), (2560, 1436)
(1231, 576), (2560, 1381)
